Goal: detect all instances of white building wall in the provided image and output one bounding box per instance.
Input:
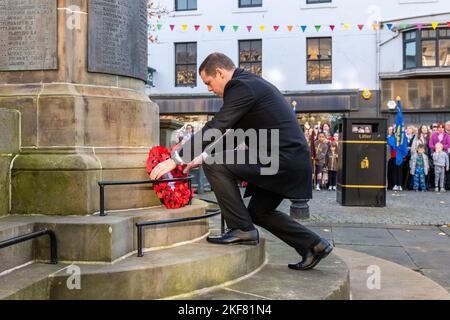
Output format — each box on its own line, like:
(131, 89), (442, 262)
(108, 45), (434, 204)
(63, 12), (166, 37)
(148, 0), (450, 95)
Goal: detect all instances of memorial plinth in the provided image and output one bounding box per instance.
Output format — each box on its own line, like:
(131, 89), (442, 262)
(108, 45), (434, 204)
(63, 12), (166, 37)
(0, 0), (159, 215)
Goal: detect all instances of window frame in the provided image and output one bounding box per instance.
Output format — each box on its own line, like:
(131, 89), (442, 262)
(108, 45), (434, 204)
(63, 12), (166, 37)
(174, 42), (197, 87)
(403, 27), (450, 69)
(238, 0), (263, 8)
(175, 0), (197, 12)
(306, 37), (332, 84)
(238, 39), (263, 76)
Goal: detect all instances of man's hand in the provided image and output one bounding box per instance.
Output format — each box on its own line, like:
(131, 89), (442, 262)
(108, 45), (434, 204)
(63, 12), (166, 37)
(150, 159), (177, 180)
(183, 154), (204, 174)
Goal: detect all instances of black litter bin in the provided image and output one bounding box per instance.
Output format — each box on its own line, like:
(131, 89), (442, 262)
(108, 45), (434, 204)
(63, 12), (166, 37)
(337, 118), (387, 207)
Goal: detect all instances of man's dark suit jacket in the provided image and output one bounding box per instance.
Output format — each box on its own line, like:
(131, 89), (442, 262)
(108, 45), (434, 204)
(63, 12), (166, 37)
(179, 68), (313, 200)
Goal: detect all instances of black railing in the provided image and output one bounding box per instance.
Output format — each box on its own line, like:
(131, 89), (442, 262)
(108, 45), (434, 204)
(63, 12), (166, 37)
(98, 176), (194, 216)
(136, 208), (223, 257)
(0, 229), (57, 264)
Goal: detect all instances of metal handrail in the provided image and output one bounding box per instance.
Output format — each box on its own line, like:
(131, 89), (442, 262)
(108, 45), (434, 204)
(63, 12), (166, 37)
(98, 175), (194, 216)
(0, 229), (57, 264)
(135, 208), (222, 257)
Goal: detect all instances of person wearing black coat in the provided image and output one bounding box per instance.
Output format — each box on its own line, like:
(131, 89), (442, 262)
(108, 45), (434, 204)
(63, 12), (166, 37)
(150, 53), (332, 271)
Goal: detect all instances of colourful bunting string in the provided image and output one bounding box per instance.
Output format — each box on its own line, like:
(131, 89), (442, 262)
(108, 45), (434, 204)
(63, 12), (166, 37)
(162, 22), (449, 34)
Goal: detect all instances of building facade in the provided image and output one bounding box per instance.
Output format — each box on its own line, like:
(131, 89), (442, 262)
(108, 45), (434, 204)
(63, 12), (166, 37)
(148, 0), (450, 131)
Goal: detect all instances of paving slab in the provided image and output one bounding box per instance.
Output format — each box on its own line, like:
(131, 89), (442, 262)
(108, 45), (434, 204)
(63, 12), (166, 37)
(332, 227), (400, 247)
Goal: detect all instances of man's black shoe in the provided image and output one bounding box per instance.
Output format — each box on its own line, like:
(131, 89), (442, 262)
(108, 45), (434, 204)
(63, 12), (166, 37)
(207, 228), (259, 245)
(288, 239), (333, 271)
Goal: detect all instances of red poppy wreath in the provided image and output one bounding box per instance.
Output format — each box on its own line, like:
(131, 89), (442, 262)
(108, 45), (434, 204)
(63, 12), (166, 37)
(146, 146), (193, 209)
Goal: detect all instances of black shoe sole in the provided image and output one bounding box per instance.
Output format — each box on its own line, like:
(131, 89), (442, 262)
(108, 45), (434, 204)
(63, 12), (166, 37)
(206, 239), (259, 246)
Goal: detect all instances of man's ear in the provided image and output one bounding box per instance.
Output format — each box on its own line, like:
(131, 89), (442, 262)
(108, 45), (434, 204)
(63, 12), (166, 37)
(216, 68), (225, 79)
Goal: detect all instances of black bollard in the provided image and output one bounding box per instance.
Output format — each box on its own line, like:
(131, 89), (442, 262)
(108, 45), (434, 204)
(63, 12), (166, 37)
(290, 199), (310, 220)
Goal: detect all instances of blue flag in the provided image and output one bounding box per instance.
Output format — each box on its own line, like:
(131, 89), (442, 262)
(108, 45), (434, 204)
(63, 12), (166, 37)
(388, 99), (408, 165)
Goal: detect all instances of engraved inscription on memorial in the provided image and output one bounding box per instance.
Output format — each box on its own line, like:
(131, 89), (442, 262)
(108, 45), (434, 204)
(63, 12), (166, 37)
(0, 0), (57, 71)
(88, 0), (148, 82)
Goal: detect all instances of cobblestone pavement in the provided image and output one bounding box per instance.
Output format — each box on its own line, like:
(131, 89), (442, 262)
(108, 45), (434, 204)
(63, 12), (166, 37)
(280, 190), (450, 225)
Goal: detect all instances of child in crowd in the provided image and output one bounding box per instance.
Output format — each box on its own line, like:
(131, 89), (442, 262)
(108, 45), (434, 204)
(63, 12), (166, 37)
(409, 144), (429, 192)
(314, 133), (329, 191)
(432, 142), (449, 192)
(327, 143), (338, 191)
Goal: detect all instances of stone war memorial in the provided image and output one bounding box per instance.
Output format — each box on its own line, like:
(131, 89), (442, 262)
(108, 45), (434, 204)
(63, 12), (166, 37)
(0, 0), (352, 302)
(0, 0), (270, 301)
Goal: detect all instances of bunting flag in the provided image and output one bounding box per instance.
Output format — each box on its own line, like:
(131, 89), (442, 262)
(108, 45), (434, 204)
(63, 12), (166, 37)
(161, 22), (449, 34)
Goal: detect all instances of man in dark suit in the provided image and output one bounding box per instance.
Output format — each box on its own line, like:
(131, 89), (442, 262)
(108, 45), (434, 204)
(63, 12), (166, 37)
(150, 53), (332, 270)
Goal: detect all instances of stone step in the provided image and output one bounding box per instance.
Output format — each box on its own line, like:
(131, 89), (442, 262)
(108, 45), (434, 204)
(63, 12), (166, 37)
(0, 238), (265, 300)
(334, 248), (450, 300)
(170, 233), (350, 300)
(0, 201), (208, 265)
(0, 222), (35, 274)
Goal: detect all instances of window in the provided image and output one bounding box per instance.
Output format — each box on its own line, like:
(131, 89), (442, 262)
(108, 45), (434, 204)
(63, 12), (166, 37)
(439, 29), (450, 67)
(239, 40), (262, 76)
(239, 0), (262, 8)
(421, 29), (437, 67)
(307, 37), (332, 84)
(175, 0), (197, 11)
(307, 0), (331, 3)
(403, 27), (450, 69)
(175, 42), (197, 87)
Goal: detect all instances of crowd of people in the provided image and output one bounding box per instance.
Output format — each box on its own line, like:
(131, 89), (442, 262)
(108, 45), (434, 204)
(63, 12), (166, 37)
(388, 121), (450, 192)
(304, 123), (340, 191)
(175, 120), (450, 193)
